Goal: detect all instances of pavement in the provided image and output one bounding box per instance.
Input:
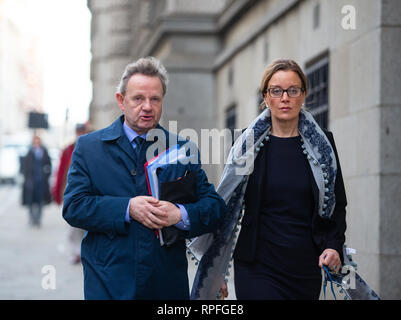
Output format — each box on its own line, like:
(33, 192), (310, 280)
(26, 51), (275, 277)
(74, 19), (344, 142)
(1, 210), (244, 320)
(0, 184), (84, 299)
(0, 183), (236, 300)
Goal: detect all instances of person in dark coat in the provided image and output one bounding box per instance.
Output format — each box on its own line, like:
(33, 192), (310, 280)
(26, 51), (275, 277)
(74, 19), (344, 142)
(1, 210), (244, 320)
(62, 57), (227, 300)
(21, 135), (52, 227)
(218, 59), (347, 300)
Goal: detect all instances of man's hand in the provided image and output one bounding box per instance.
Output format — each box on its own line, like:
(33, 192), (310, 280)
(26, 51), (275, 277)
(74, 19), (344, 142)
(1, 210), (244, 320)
(153, 200), (182, 226)
(129, 196), (169, 229)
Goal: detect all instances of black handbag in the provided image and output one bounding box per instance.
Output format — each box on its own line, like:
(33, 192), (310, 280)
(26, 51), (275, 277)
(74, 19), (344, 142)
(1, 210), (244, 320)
(160, 171), (197, 247)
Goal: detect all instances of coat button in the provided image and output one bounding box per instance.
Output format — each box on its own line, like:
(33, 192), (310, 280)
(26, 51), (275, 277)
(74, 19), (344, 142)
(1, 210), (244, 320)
(130, 169), (136, 176)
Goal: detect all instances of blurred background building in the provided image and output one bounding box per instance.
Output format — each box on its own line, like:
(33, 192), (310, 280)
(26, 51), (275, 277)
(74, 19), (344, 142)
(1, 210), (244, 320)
(0, 0), (91, 185)
(0, 0), (45, 183)
(0, 1), (92, 300)
(88, 0), (401, 299)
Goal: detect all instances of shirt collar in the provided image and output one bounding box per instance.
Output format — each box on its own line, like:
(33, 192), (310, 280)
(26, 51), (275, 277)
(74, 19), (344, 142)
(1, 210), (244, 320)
(122, 121), (147, 142)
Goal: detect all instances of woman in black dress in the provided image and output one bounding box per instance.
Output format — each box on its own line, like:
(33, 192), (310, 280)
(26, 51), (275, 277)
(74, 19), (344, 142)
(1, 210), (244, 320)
(219, 59), (347, 300)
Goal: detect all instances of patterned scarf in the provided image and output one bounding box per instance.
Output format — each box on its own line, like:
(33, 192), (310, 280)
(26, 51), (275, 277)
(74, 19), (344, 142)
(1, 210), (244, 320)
(188, 107), (337, 300)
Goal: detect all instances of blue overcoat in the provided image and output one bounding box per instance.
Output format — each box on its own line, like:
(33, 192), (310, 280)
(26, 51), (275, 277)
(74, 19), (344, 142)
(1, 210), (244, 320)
(62, 115), (226, 299)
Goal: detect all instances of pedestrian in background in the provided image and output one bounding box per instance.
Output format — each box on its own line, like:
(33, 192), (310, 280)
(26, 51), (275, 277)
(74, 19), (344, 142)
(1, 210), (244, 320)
(21, 135), (52, 228)
(52, 123), (90, 264)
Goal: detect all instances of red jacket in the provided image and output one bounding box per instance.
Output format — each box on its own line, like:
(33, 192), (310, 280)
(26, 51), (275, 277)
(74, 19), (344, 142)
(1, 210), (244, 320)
(52, 143), (75, 205)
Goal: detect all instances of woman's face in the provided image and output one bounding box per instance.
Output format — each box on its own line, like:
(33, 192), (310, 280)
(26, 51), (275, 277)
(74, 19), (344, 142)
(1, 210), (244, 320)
(32, 136), (41, 147)
(263, 70), (306, 124)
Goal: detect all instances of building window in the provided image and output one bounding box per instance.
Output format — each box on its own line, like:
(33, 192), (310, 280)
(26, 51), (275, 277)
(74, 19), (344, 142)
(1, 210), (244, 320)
(263, 35), (269, 62)
(313, 3), (320, 29)
(305, 56), (329, 129)
(228, 64), (234, 87)
(225, 104), (237, 140)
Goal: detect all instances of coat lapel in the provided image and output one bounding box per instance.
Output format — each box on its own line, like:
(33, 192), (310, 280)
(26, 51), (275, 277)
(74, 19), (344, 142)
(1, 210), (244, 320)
(243, 144), (267, 222)
(100, 116), (176, 169)
(101, 115), (137, 163)
(116, 135), (137, 163)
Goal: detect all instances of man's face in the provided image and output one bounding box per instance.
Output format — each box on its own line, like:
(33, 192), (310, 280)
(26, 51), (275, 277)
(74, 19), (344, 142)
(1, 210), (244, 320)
(116, 74), (163, 135)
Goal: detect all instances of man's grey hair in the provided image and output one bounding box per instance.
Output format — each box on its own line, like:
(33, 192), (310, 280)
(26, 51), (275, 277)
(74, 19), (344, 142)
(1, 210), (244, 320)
(117, 56), (169, 96)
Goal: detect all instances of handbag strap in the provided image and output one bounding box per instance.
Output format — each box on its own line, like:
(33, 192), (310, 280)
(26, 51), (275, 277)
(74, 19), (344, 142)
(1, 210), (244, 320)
(322, 266), (337, 300)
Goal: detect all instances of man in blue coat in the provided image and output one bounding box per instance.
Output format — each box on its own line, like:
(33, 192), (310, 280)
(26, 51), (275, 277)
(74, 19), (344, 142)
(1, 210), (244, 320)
(63, 57), (226, 299)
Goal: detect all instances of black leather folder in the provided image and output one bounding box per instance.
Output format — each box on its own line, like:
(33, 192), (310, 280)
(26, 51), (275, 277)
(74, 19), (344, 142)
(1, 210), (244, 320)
(160, 171), (197, 247)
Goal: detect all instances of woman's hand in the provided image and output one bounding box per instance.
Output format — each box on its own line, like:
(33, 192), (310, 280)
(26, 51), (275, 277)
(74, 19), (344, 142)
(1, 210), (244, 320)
(319, 249), (341, 273)
(219, 281), (228, 300)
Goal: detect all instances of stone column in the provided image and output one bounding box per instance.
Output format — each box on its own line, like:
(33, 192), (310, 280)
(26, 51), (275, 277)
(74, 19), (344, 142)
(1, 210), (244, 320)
(378, 0), (401, 299)
(87, 0), (133, 129)
(330, 0), (401, 299)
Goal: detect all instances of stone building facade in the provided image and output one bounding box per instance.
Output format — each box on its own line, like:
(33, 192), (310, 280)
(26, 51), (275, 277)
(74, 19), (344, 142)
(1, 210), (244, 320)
(88, 0), (401, 299)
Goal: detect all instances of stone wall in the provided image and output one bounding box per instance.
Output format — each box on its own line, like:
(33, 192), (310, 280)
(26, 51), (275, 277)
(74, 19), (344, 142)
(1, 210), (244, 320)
(214, 0), (401, 299)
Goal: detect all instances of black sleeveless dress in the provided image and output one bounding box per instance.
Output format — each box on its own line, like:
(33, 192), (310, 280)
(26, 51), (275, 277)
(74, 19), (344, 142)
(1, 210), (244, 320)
(234, 135), (322, 300)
